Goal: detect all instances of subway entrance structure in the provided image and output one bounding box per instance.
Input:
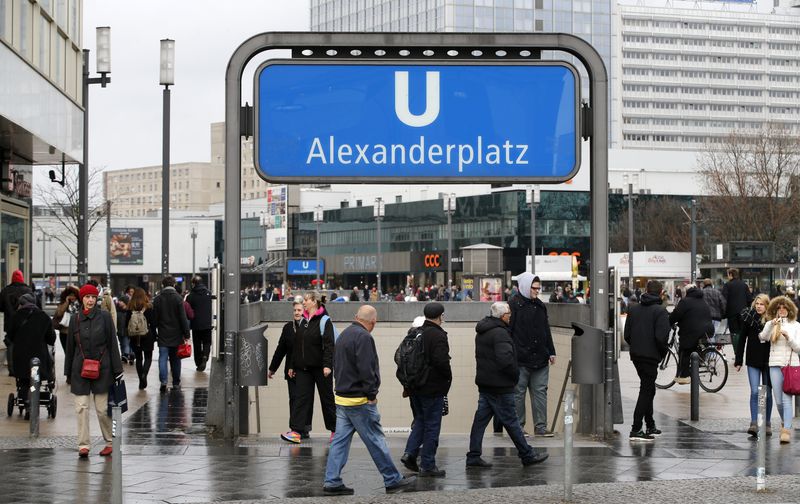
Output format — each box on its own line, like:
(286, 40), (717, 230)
(211, 32), (610, 440)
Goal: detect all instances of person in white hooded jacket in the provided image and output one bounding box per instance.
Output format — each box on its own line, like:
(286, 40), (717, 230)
(758, 295), (800, 444)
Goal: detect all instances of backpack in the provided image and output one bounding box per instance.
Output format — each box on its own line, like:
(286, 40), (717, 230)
(128, 310), (149, 338)
(394, 330), (429, 390)
(319, 314), (340, 342)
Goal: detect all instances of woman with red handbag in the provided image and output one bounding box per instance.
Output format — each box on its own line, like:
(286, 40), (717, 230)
(758, 296), (800, 444)
(64, 283), (123, 458)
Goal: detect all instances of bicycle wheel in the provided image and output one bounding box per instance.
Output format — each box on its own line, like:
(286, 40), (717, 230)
(655, 350), (678, 389)
(698, 347), (728, 393)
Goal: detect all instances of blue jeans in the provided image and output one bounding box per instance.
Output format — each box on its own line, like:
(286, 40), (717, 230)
(324, 403), (402, 488)
(404, 395), (444, 471)
(120, 334), (132, 357)
(515, 365), (549, 431)
(769, 366), (793, 429)
(158, 346), (181, 385)
(747, 365), (772, 424)
(467, 392), (533, 462)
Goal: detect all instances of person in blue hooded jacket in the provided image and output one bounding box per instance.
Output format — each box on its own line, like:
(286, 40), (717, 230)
(509, 273), (556, 438)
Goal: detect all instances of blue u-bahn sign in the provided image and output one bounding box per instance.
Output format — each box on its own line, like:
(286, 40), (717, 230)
(254, 62), (580, 183)
(287, 259), (324, 276)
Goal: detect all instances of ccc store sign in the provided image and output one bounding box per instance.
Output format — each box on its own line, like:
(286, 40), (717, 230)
(424, 254), (442, 268)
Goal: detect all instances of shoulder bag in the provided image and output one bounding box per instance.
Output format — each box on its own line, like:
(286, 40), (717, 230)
(782, 343), (800, 395)
(75, 317), (105, 380)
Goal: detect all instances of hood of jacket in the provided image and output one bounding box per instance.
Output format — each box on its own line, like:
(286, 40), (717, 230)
(639, 293), (663, 306)
(18, 293), (37, 310)
(476, 316), (507, 334)
(516, 272), (534, 299)
(686, 287), (704, 299)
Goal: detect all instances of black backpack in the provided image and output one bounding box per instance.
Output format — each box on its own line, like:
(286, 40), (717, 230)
(395, 330), (429, 390)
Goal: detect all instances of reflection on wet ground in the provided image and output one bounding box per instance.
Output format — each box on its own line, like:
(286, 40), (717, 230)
(1, 389), (799, 503)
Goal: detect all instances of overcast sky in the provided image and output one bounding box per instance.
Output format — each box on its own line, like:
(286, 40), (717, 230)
(83, 0), (310, 171)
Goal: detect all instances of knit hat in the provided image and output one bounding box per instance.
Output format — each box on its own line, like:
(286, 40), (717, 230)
(10, 270), (23, 284)
(79, 283), (99, 300)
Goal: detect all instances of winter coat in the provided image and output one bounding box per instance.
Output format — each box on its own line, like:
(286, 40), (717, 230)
(333, 321), (381, 401)
(7, 302), (56, 380)
(411, 320), (452, 397)
(722, 278), (753, 319)
(509, 272), (556, 370)
(0, 281), (32, 332)
(669, 288), (714, 350)
(65, 307), (122, 395)
(624, 293), (671, 364)
(152, 286), (190, 347)
(474, 316), (519, 395)
(702, 286), (726, 321)
(269, 319), (299, 380)
(292, 307), (334, 370)
(186, 283), (213, 331)
(735, 307), (770, 369)
(759, 319), (800, 367)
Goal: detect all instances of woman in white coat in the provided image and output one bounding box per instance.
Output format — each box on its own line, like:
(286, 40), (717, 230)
(759, 295), (800, 444)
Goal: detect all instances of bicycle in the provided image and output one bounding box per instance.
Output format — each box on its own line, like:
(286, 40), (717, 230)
(654, 326), (729, 393)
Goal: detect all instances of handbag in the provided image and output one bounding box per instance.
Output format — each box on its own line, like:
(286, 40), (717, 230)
(177, 342), (192, 359)
(76, 324), (105, 380)
(107, 379), (128, 416)
(782, 348), (800, 395)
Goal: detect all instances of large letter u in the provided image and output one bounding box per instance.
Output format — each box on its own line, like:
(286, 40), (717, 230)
(394, 71), (440, 127)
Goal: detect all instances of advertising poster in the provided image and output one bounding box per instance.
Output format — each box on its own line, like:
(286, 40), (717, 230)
(109, 228), (143, 265)
(479, 277), (503, 302)
(266, 185), (288, 251)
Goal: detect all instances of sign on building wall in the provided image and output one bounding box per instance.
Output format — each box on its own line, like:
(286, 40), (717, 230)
(255, 63), (580, 183)
(287, 259), (324, 276)
(266, 185), (287, 251)
(109, 228), (143, 265)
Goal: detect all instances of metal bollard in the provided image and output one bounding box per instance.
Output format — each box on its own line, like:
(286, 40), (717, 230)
(29, 357), (41, 438)
(757, 385), (766, 491)
(690, 352), (700, 421)
(564, 389), (574, 501)
(111, 406), (123, 504)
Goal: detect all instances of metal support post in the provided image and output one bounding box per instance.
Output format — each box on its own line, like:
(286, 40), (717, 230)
(690, 199), (697, 285)
(29, 357), (41, 438)
(111, 405), (122, 504)
(316, 219), (321, 288)
(690, 352), (700, 421)
(604, 329), (614, 438)
(447, 209), (453, 289)
(161, 86), (171, 277)
(564, 389), (574, 501)
(191, 225), (198, 278)
(531, 202), (536, 274)
(757, 385), (766, 491)
(106, 201), (111, 288)
(627, 182), (634, 289)
(78, 50), (90, 286)
(376, 216), (382, 298)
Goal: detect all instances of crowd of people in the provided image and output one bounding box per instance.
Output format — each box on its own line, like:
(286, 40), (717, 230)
(267, 272), (554, 495)
(1, 271), (214, 458)
(625, 267), (800, 444)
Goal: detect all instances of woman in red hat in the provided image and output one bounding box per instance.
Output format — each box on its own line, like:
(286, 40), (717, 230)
(64, 283), (123, 458)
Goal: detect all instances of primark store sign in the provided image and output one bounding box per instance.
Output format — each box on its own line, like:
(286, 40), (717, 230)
(254, 62), (580, 183)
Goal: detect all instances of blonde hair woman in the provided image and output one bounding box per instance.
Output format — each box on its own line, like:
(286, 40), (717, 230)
(759, 296), (800, 443)
(734, 294), (771, 436)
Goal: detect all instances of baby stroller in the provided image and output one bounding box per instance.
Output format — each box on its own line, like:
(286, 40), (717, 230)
(7, 345), (57, 420)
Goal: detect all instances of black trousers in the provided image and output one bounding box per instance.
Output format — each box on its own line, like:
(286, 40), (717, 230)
(632, 359), (657, 432)
(192, 329), (212, 368)
(291, 367), (336, 433)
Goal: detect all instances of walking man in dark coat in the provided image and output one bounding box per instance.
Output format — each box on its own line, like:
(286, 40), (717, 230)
(186, 276), (213, 371)
(466, 302), (549, 467)
(722, 268), (753, 348)
(624, 280), (671, 441)
(153, 275), (190, 393)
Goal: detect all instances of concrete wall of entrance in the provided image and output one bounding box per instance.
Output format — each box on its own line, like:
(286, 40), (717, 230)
(242, 302), (591, 436)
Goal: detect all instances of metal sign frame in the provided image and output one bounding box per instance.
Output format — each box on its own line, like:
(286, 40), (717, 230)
(219, 33), (609, 440)
(252, 59), (582, 184)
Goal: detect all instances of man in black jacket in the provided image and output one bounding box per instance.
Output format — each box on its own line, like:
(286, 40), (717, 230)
(722, 268), (753, 348)
(402, 302), (452, 478)
(624, 280), (671, 442)
(153, 276), (190, 393)
(467, 302), (549, 468)
(669, 286), (714, 385)
(186, 276), (213, 371)
(323, 305), (414, 496)
(510, 273), (556, 437)
(1, 270), (32, 376)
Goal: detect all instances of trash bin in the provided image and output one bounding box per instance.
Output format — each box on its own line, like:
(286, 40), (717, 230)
(571, 322), (604, 385)
(238, 323), (268, 386)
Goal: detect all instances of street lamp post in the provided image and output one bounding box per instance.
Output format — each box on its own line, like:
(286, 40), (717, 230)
(443, 194), (456, 290)
(623, 173), (639, 289)
(190, 223), (198, 278)
(105, 200), (111, 288)
(690, 199), (697, 285)
(313, 206), (324, 289)
(526, 185), (541, 274)
(374, 198), (384, 299)
(259, 213), (269, 293)
(160, 38), (175, 277)
(78, 27), (111, 286)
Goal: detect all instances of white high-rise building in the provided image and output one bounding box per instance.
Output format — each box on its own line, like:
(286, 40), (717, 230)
(616, 1), (800, 150)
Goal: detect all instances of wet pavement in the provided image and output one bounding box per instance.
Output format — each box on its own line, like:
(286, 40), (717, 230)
(2, 351), (800, 503)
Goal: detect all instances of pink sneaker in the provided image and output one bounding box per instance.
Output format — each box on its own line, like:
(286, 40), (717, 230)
(280, 431), (301, 444)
